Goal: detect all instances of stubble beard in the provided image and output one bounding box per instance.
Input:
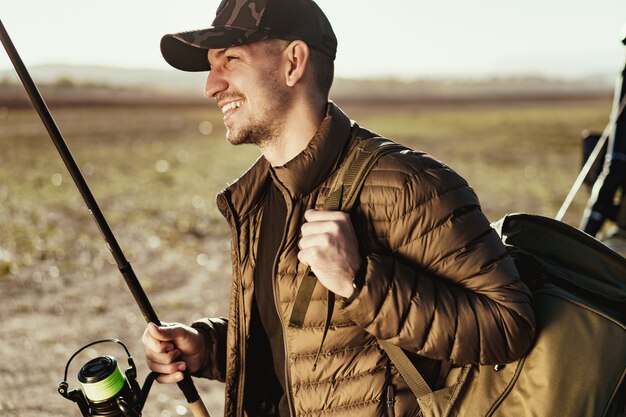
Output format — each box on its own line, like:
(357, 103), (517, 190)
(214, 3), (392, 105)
(226, 70), (291, 148)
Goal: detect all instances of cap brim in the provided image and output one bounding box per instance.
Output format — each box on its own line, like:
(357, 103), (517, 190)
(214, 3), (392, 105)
(160, 27), (271, 72)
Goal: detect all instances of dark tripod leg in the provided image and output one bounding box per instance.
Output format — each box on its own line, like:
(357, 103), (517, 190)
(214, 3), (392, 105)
(581, 35), (626, 236)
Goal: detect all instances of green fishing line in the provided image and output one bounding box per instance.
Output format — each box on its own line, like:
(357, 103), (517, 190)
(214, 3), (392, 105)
(78, 356), (127, 402)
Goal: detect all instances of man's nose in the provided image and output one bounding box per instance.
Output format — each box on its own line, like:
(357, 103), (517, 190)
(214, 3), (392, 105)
(204, 68), (227, 99)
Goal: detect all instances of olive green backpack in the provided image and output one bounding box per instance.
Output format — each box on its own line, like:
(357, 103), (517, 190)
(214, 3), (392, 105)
(304, 137), (626, 417)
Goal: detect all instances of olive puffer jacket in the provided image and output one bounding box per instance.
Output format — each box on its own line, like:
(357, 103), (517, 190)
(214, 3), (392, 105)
(192, 103), (535, 417)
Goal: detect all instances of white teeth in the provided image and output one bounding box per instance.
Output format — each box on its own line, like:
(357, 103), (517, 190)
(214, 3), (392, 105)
(221, 101), (242, 114)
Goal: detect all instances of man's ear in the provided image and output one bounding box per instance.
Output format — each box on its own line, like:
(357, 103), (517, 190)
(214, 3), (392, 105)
(283, 40), (310, 87)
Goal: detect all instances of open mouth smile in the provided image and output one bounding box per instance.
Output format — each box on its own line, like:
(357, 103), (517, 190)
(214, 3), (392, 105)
(220, 100), (243, 120)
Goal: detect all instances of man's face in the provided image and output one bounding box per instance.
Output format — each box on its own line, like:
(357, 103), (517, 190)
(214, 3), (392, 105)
(206, 40), (291, 147)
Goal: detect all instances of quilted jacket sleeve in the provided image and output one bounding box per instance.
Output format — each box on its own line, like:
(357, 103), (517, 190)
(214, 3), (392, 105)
(341, 150), (535, 365)
(190, 317), (228, 381)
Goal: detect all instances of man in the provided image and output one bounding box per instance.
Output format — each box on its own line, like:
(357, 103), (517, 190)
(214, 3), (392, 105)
(142, 0), (536, 416)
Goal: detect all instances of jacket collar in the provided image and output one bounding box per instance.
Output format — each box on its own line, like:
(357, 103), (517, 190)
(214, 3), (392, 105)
(270, 102), (353, 200)
(217, 102), (354, 220)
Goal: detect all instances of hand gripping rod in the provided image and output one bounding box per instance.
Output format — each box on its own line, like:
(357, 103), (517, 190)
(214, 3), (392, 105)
(0, 19), (210, 417)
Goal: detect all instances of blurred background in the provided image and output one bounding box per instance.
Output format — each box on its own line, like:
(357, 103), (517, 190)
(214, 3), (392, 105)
(1, 1), (625, 416)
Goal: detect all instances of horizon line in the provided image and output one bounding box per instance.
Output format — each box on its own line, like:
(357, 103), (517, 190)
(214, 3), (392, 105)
(0, 62), (617, 84)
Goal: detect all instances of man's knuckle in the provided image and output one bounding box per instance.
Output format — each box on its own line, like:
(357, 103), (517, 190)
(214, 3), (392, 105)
(313, 247), (326, 260)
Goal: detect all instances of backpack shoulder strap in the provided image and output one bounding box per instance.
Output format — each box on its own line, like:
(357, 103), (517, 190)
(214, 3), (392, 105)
(323, 137), (407, 212)
(378, 339), (433, 399)
(288, 137), (406, 328)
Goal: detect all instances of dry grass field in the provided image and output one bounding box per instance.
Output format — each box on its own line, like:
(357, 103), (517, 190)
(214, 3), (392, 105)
(0, 93), (614, 416)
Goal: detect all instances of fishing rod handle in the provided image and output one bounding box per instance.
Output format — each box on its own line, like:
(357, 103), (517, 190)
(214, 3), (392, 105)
(177, 373), (210, 416)
(188, 395), (212, 417)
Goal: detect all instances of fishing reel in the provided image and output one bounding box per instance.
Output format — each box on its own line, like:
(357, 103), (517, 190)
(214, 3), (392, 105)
(58, 339), (157, 417)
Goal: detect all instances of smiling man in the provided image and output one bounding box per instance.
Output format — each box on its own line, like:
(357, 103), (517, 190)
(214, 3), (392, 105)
(141, 1), (536, 416)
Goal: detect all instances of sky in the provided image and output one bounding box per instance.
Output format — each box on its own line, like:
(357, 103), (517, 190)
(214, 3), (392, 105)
(1, 0), (625, 80)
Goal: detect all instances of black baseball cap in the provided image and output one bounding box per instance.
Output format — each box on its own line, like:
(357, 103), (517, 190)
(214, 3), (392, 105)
(160, 0), (337, 72)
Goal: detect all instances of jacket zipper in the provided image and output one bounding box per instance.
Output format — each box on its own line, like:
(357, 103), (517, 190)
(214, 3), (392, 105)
(217, 194), (246, 417)
(386, 385), (395, 417)
(272, 183), (297, 416)
(236, 277), (246, 417)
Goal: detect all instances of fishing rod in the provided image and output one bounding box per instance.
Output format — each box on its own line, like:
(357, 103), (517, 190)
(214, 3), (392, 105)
(0, 19), (210, 417)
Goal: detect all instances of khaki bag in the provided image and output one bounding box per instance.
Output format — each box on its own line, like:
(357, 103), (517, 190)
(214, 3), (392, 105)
(308, 137), (626, 417)
(426, 213), (626, 417)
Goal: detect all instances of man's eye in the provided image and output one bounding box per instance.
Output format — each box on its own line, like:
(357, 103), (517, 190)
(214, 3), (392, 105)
(226, 56), (239, 62)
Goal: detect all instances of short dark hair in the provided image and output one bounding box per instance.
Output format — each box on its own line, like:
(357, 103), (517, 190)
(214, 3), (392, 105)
(264, 38), (334, 100)
(308, 47), (334, 100)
